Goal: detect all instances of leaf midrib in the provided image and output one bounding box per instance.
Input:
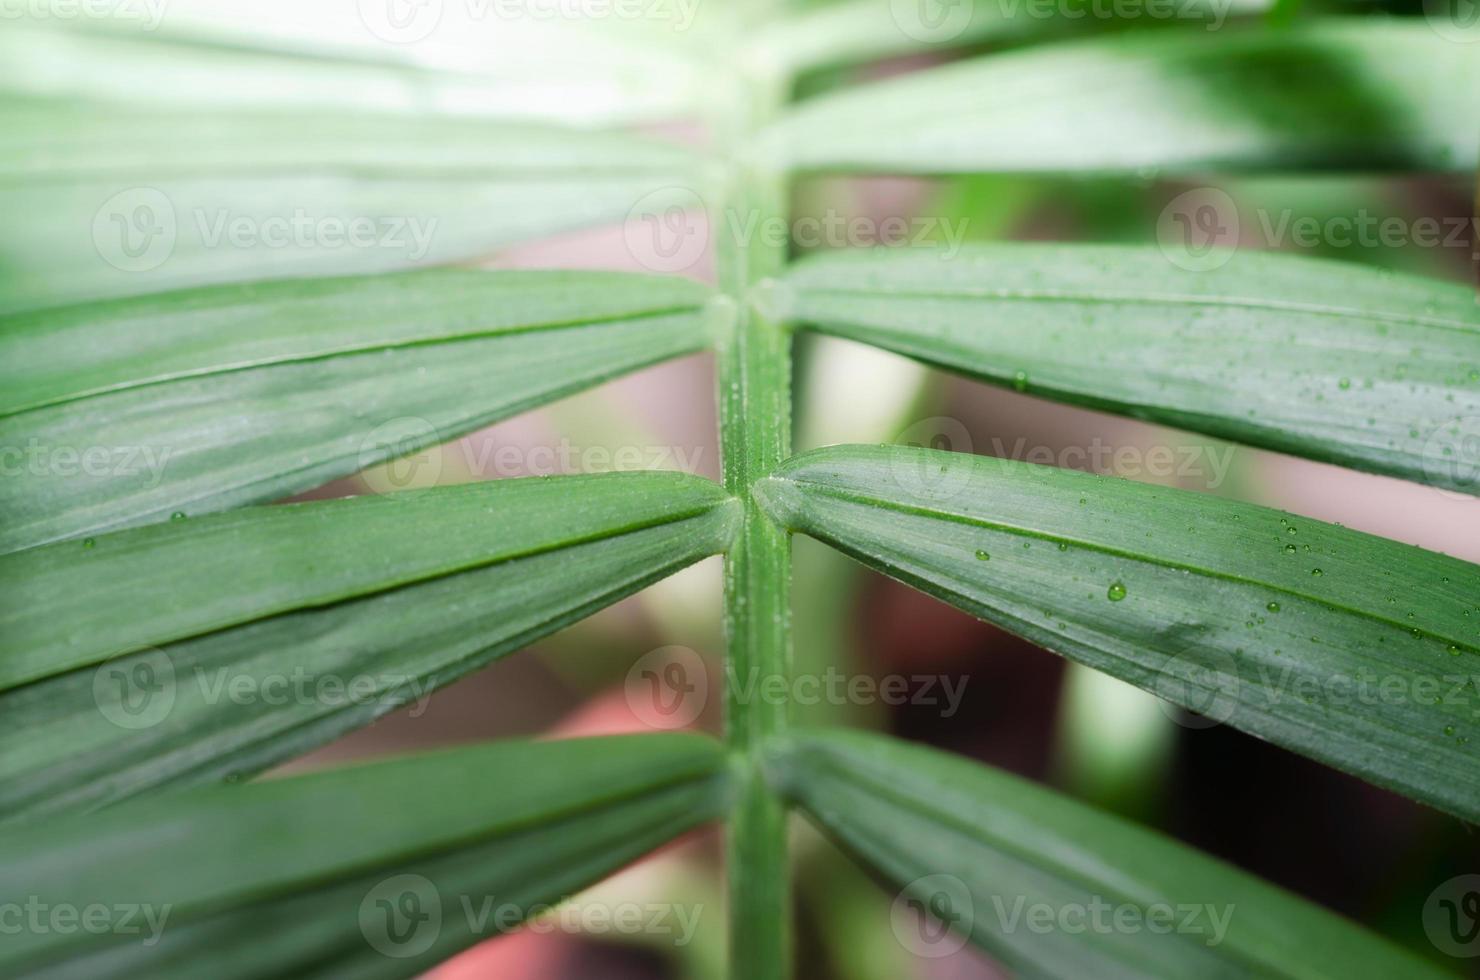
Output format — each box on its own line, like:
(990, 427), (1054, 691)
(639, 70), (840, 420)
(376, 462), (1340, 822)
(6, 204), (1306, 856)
(770, 473), (1475, 653)
(788, 285), (1477, 335)
(5, 496), (738, 689)
(2, 304), (708, 419)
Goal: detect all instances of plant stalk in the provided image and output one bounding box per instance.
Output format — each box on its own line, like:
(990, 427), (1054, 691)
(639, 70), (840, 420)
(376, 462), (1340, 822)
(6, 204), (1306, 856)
(716, 71), (793, 980)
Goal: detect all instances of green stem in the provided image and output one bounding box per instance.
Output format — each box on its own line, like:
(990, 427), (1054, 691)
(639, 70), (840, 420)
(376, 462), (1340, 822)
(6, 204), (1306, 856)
(716, 70), (793, 980)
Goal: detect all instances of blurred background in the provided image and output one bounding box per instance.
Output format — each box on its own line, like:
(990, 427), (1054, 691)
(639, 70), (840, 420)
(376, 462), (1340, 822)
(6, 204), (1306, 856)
(5, 0), (1477, 976)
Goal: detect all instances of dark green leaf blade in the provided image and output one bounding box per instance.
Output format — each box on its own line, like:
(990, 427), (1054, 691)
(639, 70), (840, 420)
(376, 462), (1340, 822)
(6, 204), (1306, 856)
(0, 269), (718, 554)
(0, 733), (730, 978)
(760, 23), (1477, 174)
(0, 474), (737, 818)
(755, 445), (1480, 820)
(778, 244), (1480, 493)
(769, 729), (1448, 979)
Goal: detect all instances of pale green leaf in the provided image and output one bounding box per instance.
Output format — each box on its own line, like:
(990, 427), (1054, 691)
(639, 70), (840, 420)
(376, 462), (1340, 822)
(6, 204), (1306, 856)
(757, 0), (1270, 75)
(0, 16), (712, 127)
(0, 98), (704, 312)
(761, 23), (1477, 174)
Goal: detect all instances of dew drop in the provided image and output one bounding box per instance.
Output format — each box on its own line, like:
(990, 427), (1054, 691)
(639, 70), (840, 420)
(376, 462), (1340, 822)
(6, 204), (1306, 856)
(82, 538), (95, 549)
(1311, 568), (1323, 577)
(1449, 644), (1462, 657)
(1284, 543), (1297, 554)
(1444, 725), (1456, 737)
(1012, 370), (1029, 392)
(1107, 582), (1127, 602)
(1267, 601), (1281, 613)
(170, 511), (186, 521)
(975, 549), (990, 561)
(1337, 377), (1351, 390)
(1057, 542), (1068, 552)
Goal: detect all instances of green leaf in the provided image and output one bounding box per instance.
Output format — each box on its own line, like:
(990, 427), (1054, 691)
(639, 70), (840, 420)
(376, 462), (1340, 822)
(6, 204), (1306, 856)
(0, 16), (711, 128)
(758, 0), (1269, 75)
(0, 98), (704, 312)
(0, 474), (737, 818)
(760, 23), (1476, 174)
(776, 244), (1480, 493)
(0, 733), (730, 978)
(768, 729), (1449, 979)
(0, 269), (718, 554)
(755, 445), (1480, 820)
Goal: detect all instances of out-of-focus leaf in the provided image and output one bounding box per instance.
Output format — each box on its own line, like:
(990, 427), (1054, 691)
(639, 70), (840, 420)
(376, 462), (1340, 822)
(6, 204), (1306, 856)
(777, 245), (1480, 493)
(761, 23), (1477, 174)
(0, 269), (717, 553)
(0, 474), (737, 817)
(0, 15), (712, 126)
(769, 729), (1450, 978)
(755, 445), (1480, 820)
(0, 98), (703, 311)
(0, 734), (730, 978)
(757, 0), (1269, 74)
